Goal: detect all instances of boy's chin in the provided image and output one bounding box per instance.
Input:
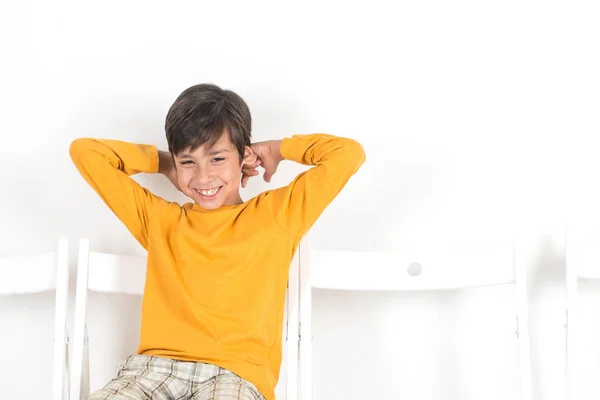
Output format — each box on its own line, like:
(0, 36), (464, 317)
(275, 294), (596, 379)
(194, 202), (222, 210)
(191, 192), (243, 210)
(192, 197), (225, 210)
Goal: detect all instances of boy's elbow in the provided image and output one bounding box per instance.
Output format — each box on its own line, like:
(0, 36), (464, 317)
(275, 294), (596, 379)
(69, 138), (94, 162)
(342, 138), (366, 171)
(69, 138), (85, 158)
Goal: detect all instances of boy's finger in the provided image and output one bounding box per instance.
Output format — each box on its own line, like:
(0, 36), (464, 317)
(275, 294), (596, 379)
(263, 164), (278, 183)
(242, 168), (259, 176)
(240, 169), (260, 188)
(244, 160), (261, 169)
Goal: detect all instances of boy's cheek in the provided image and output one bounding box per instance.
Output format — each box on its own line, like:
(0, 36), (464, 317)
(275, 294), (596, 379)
(177, 175), (189, 191)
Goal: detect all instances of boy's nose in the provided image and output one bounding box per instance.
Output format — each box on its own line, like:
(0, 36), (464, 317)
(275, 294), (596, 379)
(195, 166), (213, 182)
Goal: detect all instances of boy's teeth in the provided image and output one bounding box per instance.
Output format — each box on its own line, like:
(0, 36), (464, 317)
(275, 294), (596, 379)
(199, 187), (218, 196)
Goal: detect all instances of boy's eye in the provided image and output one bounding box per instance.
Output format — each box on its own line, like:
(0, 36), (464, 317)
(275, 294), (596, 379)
(211, 157), (225, 163)
(179, 160), (194, 165)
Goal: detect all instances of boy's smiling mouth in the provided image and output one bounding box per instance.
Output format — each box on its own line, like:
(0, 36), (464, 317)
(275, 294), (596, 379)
(195, 186), (223, 198)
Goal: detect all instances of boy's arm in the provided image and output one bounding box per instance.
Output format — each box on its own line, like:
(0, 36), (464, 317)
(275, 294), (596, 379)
(264, 134), (366, 241)
(158, 149), (181, 191)
(69, 138), (170, 249)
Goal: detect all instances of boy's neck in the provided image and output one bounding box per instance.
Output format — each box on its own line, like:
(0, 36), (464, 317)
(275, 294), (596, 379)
(229, 192), (244, 206)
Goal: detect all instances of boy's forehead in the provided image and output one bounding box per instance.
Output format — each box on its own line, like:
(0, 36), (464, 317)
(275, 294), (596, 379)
(180, 132), (235, 157)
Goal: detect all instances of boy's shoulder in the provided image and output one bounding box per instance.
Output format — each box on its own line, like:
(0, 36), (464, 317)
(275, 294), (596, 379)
(247, 188), (285, 211)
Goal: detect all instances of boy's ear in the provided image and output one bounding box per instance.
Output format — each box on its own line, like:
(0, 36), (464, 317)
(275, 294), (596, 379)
(242, 145), (257, 166)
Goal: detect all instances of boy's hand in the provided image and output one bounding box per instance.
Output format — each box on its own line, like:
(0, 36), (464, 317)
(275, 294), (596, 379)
(241, 140), (283, 188)
(158, 150), (181, 191)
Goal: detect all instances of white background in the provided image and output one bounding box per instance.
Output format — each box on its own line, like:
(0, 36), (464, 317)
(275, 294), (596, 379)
(1, 0), (599, 399)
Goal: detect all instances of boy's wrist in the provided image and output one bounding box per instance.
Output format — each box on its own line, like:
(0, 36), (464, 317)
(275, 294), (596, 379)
(268, 140), (284, 163)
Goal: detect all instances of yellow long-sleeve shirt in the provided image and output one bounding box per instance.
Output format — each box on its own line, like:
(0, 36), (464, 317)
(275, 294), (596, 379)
(70, 134), (365, 400)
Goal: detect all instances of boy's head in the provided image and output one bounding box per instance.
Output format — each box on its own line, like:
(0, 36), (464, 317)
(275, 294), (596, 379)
(165, 83), (256, 210)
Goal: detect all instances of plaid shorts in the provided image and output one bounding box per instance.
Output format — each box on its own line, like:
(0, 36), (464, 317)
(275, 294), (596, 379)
(87, 354), (265, 400)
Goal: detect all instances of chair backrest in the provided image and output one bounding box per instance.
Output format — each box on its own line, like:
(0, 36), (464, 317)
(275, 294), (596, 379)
(308, 242), (518, 291)
(298, 237), (532, 400)
(565, 229), (600, 400)
(71, 238), (301, 400)
(70, 238), (147, 400)
(0, 237), (70, 400)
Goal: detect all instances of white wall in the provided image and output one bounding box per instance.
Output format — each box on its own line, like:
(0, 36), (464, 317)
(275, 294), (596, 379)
(1, 0), (599, 398)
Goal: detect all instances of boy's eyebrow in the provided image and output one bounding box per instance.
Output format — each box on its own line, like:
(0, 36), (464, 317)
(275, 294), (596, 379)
(177, 149), (230, 158)
(208, 149), (229, 156)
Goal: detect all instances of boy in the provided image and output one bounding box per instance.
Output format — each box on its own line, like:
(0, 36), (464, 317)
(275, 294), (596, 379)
(70, 83), (365, 400)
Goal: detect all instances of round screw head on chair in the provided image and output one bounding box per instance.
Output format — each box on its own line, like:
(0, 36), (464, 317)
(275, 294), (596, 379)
(407, 262), (422, 277)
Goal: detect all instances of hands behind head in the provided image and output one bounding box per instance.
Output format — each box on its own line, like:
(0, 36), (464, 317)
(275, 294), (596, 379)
(158, 150), (182, 192)
(241, 141), (283, 188)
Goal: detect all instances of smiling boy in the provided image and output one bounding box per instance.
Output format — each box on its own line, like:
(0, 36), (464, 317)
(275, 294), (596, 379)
(70, 83), (365, 400)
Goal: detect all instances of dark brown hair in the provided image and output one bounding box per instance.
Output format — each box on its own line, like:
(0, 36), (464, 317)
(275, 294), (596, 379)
(165, 83), (252, 161)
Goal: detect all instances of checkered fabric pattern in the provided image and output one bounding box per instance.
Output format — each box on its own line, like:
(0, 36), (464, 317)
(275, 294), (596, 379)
(88, 354), (265, 400)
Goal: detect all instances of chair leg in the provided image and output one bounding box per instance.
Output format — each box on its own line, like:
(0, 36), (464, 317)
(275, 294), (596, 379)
(81, 326), (91, 398)
(63, 336), (70, 400)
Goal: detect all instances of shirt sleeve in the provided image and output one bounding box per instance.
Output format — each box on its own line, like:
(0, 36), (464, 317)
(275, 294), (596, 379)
(69, 138), (170, 249)
(263, 134), (366, 241)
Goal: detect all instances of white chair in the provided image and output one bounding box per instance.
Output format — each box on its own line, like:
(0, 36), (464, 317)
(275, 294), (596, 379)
(70, 238), (148, 400)
(282, 243), (300, 400)
(70, 238), (300, 400)
(297, 237), (533, 400)
(0, 237), (70, 400)
(565, 229), (600, 400)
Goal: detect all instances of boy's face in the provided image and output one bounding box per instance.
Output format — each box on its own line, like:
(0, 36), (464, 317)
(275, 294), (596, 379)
(174, 133), (251, 210)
